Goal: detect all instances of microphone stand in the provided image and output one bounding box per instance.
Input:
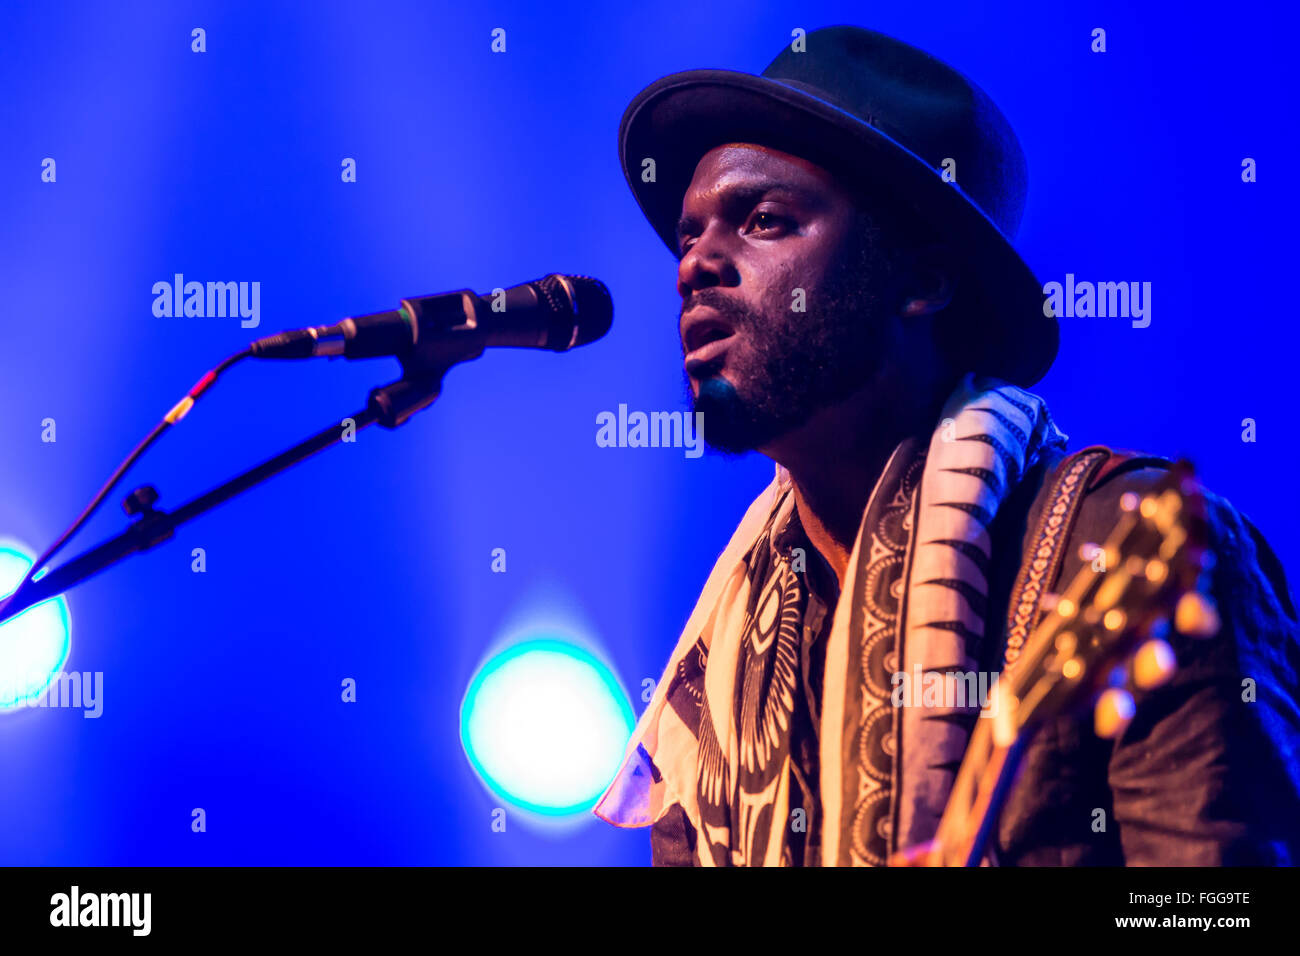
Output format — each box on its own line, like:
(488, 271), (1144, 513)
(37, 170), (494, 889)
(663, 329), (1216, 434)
(0, 365), (445, 627)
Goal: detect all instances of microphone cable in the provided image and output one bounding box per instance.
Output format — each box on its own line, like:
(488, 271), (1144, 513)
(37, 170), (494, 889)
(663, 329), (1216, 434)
(0, 347), (253, 620)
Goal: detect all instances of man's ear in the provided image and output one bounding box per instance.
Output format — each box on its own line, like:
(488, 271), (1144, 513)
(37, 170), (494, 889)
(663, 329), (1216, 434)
(899, 244), (957, 317)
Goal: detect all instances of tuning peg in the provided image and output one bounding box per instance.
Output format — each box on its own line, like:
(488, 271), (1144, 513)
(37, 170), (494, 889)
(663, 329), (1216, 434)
(1175, 591), (1220, 638)
(1132, 638), (1177, 690)
(1094, 687), (1136, 739)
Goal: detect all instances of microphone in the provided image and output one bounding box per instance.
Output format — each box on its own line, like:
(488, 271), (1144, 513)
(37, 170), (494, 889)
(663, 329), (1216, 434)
(249, 273), (613, 366)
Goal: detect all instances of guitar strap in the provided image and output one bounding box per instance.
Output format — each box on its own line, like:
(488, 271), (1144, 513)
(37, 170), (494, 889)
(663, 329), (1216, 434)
(970, 446), (1112, 867)
(1001, 446), (1114, 671)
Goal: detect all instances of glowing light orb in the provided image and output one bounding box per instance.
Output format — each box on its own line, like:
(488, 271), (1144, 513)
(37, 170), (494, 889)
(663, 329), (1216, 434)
(0, 543), (72, 711)
(461, 638), (634, 815)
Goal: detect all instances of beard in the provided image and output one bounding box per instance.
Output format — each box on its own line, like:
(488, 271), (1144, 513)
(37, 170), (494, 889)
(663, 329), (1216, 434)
(685, 220), (899, 454)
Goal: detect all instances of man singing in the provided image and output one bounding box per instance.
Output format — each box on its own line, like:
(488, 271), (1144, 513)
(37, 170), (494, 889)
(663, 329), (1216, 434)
(593, 26), (1300, 866)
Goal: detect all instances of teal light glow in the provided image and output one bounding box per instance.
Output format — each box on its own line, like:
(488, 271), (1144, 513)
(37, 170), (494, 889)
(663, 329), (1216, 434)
(0, 543), (72, 711)
(460, 637), (635, 816)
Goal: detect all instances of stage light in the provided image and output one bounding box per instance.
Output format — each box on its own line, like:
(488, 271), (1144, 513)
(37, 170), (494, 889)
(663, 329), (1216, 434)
(461, 637), (634, 816)
(0, 542), (72, 711)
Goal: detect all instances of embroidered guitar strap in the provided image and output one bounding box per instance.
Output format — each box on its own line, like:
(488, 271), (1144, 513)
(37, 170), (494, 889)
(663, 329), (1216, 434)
(1001, 446), (1113, 671)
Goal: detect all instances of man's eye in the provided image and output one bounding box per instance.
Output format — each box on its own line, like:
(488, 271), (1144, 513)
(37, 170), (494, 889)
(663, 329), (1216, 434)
(748, 212), (791, 234)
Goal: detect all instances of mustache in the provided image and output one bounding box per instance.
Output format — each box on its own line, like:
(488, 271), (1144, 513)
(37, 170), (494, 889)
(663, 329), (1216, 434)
(679, 290), (751, 327)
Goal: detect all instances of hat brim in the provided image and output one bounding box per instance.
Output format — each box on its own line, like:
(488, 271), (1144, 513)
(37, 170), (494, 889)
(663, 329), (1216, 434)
(619, 69), (1058, 387)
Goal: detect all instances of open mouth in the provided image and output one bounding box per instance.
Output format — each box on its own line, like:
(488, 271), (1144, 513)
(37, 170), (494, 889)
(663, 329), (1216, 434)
(684, 335), (733, 373)
(682, 312), (736, 372)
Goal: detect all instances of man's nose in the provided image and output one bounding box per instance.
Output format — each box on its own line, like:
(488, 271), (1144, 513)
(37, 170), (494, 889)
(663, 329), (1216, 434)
(677, 226), (739, 299)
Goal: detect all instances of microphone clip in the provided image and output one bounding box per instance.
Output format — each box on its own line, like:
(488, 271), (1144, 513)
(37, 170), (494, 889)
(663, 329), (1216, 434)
(367, 370), (443, 430)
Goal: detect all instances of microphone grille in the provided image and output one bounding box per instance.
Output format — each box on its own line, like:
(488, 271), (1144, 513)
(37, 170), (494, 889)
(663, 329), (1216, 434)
(540, 274), (613, 349)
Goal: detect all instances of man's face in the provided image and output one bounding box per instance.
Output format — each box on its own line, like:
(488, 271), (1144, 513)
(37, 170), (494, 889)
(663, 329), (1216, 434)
(676, 143), (900, 454)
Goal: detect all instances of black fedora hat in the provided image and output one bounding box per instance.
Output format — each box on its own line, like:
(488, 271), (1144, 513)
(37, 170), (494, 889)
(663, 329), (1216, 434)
(619, 25), (1057, 387)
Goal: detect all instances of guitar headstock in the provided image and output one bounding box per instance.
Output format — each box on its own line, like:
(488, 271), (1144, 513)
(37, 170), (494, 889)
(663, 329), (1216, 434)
(991, 461), (1219, 747)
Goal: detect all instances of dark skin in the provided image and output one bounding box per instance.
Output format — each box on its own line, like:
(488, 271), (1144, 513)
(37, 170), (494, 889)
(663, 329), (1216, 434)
(676, 143), (957, 586)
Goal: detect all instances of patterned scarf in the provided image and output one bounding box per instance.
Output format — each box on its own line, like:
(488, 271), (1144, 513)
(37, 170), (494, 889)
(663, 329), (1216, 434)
(594, 375), (1066, 865)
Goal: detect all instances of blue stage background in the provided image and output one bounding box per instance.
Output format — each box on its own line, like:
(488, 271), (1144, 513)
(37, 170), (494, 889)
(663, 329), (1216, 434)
(0, 1), (1293, 865)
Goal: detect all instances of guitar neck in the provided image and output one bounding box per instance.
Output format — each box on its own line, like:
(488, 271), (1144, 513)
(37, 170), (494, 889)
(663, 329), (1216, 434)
(932, 716), (1028, 866)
